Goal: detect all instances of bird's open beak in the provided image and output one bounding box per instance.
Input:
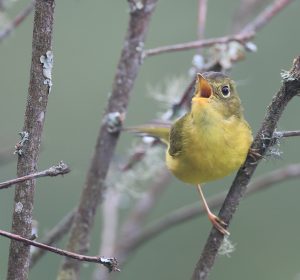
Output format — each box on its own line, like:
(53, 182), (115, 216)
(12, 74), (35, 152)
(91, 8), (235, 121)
(192, 73), (212, 103)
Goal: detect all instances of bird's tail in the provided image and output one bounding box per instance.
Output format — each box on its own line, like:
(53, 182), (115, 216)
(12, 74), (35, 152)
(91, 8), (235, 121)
(124, 121), (171, 145)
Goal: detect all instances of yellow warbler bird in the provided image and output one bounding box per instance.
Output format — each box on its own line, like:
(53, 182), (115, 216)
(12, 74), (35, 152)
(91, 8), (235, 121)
(129, 72), (253, 235)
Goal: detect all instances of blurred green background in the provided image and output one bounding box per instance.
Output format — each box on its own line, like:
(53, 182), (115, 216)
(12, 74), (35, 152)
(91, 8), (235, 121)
(1, 0), (300, 279)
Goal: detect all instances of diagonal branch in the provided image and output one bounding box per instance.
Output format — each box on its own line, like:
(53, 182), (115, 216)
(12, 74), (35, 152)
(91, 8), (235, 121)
(0, 229), (119, 272)
(191, 57), (300, 280)
(0, 161), (70, 190)
(57, 0), (159, 278)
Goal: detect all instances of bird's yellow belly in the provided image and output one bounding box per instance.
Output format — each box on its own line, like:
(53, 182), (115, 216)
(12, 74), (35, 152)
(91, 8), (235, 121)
(166, 147), (245, 184)
(166, 118), (252, 185)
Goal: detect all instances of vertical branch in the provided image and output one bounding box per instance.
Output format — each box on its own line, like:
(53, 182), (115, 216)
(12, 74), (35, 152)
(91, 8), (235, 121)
(6, 0), (55, 280)
(57, 0), (158, 279)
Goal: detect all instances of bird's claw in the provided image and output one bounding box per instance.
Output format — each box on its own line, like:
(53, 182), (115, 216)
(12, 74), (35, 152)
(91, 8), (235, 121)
(248, 148), (263, 164)
(208, 213), (230, 235)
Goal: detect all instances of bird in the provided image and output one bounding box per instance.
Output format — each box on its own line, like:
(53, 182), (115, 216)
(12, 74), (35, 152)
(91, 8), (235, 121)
(127, 72), (253, 235)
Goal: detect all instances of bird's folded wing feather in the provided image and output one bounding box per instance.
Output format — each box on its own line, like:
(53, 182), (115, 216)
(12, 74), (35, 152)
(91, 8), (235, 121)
(168, 116), (186, 157)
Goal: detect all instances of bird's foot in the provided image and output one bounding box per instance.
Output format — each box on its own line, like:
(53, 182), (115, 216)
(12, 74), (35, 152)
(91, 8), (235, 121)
(207, 212), (230, 236)
(248, 148), (263, 164)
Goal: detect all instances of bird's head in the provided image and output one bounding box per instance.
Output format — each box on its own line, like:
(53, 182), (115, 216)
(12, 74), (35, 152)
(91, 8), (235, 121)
(192, 72), (243, 119)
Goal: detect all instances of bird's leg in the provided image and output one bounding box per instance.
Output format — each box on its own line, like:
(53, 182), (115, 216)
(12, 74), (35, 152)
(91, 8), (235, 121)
(196, 184), (230, 235)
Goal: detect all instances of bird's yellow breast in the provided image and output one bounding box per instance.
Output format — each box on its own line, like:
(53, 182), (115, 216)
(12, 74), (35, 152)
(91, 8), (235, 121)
(166, 106), (252, 184)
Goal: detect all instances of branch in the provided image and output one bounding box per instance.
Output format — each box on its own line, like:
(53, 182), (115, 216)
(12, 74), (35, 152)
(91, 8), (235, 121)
(7, 1), (55, 279)
(0, 0), (35, 43)
(144, 0), (293, 58)
(0, 161), (70, 190)
(0, 229), (119, 272)
(57, 1), (159, 278)
(191, 57), (300, 280)
(30, 209), (76, 268)
(124, 163), (300, 252)
(274, 130), (300, 138)
(144, 32), (255, 58)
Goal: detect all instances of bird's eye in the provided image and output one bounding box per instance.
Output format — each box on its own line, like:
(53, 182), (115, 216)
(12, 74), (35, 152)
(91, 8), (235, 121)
(221, 85), (230, 97)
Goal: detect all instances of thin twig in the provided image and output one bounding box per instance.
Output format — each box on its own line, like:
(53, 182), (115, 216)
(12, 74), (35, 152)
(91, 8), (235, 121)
(191, 57), (300, 280)
(30, 209), (76, 268)
(123, 163), (300, 252)
(0, 161), (70, 190)
(57, 1), (159, 279)
(0, 229), (120, 272)
(144, 32), (255, 58)
(7, 1), (55, 279)
(0, 0), (35, 43)
(274, 130), (300, 138)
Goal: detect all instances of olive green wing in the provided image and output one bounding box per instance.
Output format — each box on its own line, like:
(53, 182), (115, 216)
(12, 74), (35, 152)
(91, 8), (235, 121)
(168, 116), (186, 157)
